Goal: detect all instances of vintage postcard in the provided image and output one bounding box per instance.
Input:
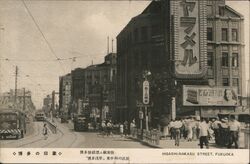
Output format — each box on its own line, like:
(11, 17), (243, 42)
(0, 0), (249, 163)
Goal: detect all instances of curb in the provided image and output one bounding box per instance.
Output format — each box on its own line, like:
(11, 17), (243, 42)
(128, 137), (162, 149)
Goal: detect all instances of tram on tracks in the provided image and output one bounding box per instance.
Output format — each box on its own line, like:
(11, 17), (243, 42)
(0, 108), (26, 139)
(34, 109), (45, 121)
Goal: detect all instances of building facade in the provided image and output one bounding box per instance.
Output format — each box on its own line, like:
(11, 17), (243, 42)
(59, 73), (72, 118)
(116, 0), (244, 128)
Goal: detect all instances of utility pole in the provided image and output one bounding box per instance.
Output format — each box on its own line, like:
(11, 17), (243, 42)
(23, 88), (26, 111)
(14, 66), (18, 106)
(107, 36), (109, 55)
(111, 38), (114, 53)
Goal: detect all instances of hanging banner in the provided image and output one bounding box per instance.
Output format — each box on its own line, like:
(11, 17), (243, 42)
(170, 0), (207, 79)
(183, 85), (238, 106)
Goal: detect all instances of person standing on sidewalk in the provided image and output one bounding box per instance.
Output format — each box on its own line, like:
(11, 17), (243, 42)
(198, 118), (209, 149)
(227, 115), (241, 149)
(211, 118), (221, 145)
(173, 118), (183, 146)
(119, 123), (124, 137)
(43, 123), (48, 140)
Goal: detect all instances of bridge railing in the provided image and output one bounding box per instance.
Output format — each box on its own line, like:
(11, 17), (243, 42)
(44, 118), (57, 134)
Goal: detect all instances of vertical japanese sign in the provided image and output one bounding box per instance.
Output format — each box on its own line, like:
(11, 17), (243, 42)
(143, 80), (149, 105)
(170, 0), (207, 79)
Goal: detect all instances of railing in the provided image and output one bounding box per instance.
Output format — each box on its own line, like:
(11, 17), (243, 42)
(45, 118), (57, 134)
(130, 128), (161, 145)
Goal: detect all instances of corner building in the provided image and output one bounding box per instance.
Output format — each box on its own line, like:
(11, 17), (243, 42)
(116, 0), (244, 128)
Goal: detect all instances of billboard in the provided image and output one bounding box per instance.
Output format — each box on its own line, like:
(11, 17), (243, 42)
(183, 85), (238, 106)
(170, 0), (207, 79)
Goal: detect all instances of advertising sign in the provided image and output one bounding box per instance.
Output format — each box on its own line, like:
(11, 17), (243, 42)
(142, 80), (150, 105)
(170, 0), (207, 79)
(183, 85), (238, 106)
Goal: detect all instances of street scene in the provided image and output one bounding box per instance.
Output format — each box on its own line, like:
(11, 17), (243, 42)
(0, 0), (249, 150)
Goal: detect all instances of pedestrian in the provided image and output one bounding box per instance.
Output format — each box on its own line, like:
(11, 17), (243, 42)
(101, 120), (106, 137)
(130, 119), (136, 136)
(119, 123), (124, 137)
(187, 118), (193, 142)
(106, 120), (112, 137)
(220, 117), (229, 146)
(228, 115), (241, 149)
(172, 118), (183, 146)
(198, 118), (209, 149)
(43, 123), (48, 140)
(124, 121), (129, 137)
(169, 119), (175, 140)
(211, 118), (221, 144)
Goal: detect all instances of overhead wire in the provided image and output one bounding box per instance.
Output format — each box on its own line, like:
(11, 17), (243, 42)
(21, 0), (66, 74)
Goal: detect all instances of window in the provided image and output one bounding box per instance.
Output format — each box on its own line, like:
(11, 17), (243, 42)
(207, 28), (213, 41)
(232, 53), (239, 67)
(222, 78), (229, 86)
(134, 28), (139, 42)
(219, 6), (225, 16)
(232, 78), (239, 87)
(232, 29), (238, 42)
(222, 52), (229, 67)
(222, 28), (228, 41)
(207, 52), (214, 67)
(207, 5), (212, 16)
(141, 26), (148, 41)
(151, 25), (161, 36)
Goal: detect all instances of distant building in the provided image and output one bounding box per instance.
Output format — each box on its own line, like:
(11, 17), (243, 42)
(71, 68), (85, 115)
(0, 89), (35, 112)
(70, 53), (117, 121)
(59, 73), (72, 118)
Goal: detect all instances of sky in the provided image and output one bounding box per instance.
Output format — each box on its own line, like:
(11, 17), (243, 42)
(0, 0), (249, 109)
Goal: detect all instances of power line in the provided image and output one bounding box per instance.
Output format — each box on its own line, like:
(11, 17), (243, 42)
(21, 0), (66, 74)
(0, 55), (84, 62)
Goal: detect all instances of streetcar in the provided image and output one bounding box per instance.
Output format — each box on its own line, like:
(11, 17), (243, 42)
(34, 109), (45, 121)
(0, 109), (26, 139)
(73, 115), (89, 131)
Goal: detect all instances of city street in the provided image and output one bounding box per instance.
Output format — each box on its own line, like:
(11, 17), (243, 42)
(0, 119), (149, 148)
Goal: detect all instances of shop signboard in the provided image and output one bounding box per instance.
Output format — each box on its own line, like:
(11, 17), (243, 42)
(170, 0), (207, 79)
(183, 85), (238, 106)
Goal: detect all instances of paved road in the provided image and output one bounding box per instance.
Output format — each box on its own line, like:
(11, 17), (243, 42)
(0, 119), (149, 148)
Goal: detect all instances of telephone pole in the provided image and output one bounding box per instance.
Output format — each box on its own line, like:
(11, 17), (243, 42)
(23, 88), (26, 111)
(14, 66), (18, 106)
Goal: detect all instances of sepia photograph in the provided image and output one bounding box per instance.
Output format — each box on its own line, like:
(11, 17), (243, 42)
(0, 0), (249, 163)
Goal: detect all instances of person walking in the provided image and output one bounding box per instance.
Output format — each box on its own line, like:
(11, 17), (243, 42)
(43, 123), (48, 140)
(130, 119), (136, 136)
(124, 121), (129, 137)
(172, 118), (183, 146)
(198, 118), (209, 149)
(228, 115), (241, 149)
(187, 118), (193, 141)
(169, 119), (175, 140)
(119, 123), (124, 137)
(220, 117), (229, 146)
(211, 118), (221, 145)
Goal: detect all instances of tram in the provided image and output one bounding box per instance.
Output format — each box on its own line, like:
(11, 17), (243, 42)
(0, 108), (26, 139)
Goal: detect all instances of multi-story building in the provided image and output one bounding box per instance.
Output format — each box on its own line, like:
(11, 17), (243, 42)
(59, 73), (72, 118)
(70, 53), (117, 121)
(116, 0), (244, 128)
(71, 68), (85, 115)
(84, 53), (117, 121)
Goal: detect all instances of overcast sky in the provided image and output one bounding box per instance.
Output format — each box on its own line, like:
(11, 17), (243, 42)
(0, 0), (249, 108)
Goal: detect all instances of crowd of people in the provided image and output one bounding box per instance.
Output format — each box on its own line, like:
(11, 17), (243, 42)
(100, 119), (136, 137)
(164, 115), (241, 149)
